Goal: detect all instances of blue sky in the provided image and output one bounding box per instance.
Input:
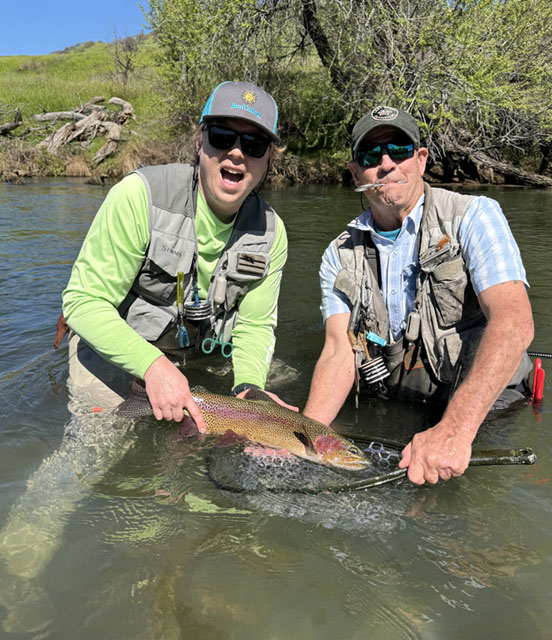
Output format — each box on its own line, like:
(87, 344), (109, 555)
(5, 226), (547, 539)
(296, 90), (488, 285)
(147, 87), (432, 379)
(1, 0), (150, 56)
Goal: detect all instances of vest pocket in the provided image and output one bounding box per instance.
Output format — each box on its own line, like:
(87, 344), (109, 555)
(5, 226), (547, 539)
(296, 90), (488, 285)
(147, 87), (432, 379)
(427, 256), (469, 327)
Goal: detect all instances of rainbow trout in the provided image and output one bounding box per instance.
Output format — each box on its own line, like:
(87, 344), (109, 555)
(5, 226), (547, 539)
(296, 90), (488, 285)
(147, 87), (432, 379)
(116, 385), (369, 470)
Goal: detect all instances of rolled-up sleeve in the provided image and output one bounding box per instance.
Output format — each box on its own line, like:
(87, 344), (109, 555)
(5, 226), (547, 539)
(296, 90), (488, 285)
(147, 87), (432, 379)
(320, 243), (351, 322)
(459, 197), (528, 296)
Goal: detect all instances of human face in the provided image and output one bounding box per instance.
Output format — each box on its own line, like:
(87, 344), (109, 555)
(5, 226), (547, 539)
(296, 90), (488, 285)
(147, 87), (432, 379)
(349, 125), (428, 226)
(197, 118), (271, 221)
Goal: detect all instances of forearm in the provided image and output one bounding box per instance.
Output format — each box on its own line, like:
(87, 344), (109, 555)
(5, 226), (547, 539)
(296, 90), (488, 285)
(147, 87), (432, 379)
(303, 317), (356, 426)
(441, 320), (532, 440)
(303, 354), (355, 425)
(439, 284), (534, 442)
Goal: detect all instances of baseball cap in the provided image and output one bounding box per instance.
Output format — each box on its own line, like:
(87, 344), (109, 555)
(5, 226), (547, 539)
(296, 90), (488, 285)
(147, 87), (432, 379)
(351, 106), (421, 156)
(200, 81), (280, 143)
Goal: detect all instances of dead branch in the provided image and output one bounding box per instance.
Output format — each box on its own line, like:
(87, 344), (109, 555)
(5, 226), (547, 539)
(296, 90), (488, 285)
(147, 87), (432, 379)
(32, 111), (87, 122)
(447, 143), (552, 187)
(0, 108), (23, 135)
(108, 97), (135, 124)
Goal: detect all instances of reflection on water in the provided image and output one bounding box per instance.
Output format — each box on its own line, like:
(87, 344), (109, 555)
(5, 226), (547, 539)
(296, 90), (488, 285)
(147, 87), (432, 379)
(0, 179), (551, 639)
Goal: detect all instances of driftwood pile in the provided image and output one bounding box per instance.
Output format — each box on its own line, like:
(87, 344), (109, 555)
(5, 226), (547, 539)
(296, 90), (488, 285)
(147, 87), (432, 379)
(33, 96), (135, 167)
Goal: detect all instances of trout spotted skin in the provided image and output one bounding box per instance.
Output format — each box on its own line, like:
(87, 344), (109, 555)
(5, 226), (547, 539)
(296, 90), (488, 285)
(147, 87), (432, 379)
(117, 385), (369, 470)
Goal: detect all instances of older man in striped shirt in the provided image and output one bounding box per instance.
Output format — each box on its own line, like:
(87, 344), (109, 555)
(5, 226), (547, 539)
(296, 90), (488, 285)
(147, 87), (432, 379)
(303, 106), (534, 486)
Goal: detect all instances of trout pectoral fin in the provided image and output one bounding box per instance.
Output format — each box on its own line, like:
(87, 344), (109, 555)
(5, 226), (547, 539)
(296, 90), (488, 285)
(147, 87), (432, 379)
(293, 431), (316, 455)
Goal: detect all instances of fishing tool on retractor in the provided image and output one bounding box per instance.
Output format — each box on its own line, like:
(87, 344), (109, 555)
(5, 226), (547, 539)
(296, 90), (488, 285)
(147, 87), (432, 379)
(175, 272), (190, 347)
(183, 280), (213, 322)
(201, 319), (233, 358)
(199, 275), (233, 358)
(348, 300), (390, 389)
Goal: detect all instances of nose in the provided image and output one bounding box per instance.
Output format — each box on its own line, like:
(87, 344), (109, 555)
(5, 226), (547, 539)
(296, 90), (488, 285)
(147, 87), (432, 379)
(378, 148), (397, 171)
(227, 137), (246, 158)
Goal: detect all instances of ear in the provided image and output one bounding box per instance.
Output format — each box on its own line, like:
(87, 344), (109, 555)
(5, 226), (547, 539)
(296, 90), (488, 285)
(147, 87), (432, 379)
(348, 160), (363, 187)
(416, 147), (428, 176)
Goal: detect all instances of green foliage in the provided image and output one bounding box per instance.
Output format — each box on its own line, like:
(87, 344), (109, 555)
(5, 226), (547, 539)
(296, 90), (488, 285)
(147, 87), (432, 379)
(2, 0), (552, 176)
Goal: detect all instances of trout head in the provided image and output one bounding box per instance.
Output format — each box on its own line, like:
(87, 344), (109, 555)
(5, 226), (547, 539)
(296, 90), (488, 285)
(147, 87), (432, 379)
(294, 431), (369, 470)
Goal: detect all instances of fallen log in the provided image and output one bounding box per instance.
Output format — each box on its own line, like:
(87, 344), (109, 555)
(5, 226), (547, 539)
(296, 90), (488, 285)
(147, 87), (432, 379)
(0, 108), (22, 135)
(448, 143), (552, 187)
(32, 111), (86, 122)
(38, 110), (109, 154)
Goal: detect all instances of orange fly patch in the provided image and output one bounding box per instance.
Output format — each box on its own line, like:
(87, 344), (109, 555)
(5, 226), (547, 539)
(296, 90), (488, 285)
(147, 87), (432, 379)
(437, 235), (451, 250)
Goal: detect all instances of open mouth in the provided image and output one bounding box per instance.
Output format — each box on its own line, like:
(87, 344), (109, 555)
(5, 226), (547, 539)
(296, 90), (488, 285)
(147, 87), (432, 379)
(221, 167), (244, 185)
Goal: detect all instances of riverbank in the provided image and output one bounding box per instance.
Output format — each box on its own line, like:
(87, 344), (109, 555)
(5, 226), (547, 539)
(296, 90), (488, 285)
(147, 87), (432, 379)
(2, 135), (547, 188)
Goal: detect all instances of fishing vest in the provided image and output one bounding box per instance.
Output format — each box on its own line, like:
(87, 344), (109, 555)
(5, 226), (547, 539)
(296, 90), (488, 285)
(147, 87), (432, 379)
(118, 163), (277, 352)
(333, 183), (531, 401)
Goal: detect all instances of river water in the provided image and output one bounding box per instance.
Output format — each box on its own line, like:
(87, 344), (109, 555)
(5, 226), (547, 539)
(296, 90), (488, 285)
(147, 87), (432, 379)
(0, 178), (551, 639)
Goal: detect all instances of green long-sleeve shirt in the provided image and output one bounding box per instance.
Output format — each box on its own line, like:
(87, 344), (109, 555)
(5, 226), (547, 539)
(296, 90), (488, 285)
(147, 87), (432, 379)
(62, 172), (287, 389)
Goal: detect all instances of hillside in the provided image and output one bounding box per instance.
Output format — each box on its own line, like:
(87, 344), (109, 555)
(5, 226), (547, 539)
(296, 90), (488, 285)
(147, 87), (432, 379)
(0, 36), (194, 181)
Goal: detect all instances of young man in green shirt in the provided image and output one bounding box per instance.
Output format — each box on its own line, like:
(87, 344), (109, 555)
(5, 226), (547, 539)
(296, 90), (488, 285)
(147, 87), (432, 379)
(0, 84), (289, 611)
(62, 81), (289, 427)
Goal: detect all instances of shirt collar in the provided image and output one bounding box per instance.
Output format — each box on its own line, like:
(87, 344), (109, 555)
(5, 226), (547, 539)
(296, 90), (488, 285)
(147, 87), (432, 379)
(348, 193), (426, 237)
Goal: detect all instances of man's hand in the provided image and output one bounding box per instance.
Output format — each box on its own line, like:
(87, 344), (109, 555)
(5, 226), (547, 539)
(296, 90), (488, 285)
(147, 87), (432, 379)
(143, 356), (207, 432)
(399, 423), (473, 485)
(400, 280), (533, 486)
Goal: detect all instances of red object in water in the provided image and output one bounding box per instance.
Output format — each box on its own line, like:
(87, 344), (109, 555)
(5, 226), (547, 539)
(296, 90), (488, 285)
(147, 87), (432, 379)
(532, 358), (545, 402)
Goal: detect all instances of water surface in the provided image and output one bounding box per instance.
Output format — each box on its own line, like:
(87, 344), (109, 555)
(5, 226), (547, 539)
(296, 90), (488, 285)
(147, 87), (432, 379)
(0, 178), (550, 639)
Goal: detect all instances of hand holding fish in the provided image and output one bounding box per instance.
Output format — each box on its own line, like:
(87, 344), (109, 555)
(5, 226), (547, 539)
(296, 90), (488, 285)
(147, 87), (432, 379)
(143, 356), (207, 432)
(398, 422), (473, 484)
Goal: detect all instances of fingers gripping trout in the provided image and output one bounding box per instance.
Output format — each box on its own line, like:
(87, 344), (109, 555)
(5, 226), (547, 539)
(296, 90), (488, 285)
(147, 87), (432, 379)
(116, 385), (369, 470)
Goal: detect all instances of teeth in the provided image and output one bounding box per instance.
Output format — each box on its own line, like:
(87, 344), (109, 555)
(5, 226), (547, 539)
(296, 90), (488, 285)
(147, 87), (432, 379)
(225, 168), (242, 175)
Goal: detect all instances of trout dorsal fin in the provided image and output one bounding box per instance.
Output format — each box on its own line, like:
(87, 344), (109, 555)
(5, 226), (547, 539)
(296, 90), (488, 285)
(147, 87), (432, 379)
(243, 389), (274, 402)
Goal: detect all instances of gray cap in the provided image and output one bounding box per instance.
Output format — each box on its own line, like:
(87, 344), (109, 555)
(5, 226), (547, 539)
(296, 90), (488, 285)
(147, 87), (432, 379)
(351, 106), (421, 156)
(200, 81), (280, 143)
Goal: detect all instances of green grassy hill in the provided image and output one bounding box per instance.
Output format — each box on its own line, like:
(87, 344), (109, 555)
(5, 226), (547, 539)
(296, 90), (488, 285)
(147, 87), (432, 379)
(0, 38), (164, 127)
(0, 37), (188, 179)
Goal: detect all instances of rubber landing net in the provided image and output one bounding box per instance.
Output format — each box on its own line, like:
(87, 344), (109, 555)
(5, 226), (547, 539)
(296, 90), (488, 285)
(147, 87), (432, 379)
(206, 437), (536, 494)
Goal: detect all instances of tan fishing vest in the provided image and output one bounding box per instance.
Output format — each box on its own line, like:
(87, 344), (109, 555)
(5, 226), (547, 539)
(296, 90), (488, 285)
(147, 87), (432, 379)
(118, 163), (277, 351)
(333, 183), (531, 400)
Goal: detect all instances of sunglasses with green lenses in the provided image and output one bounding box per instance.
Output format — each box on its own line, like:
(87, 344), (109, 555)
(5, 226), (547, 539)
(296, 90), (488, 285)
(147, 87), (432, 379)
(205, 124), (271, 159)
(356, 142), (415, 168)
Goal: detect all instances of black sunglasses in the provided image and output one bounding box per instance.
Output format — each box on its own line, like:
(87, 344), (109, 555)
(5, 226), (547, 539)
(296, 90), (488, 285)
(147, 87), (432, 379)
(204, 124), (271, 159)
(356, 142), (415, 168)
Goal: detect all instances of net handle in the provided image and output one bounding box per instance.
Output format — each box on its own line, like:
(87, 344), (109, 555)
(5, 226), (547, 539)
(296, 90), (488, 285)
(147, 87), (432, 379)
(328, 441), (536, 492)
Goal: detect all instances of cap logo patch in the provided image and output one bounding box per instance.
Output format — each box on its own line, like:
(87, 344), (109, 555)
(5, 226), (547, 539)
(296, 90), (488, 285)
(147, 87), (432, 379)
(371, 106), (398, 121)
(242, 90), (256, 105)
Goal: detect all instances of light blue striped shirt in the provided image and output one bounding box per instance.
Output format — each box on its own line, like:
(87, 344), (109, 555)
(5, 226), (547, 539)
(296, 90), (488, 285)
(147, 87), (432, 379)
(320, 193), (528, 341)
